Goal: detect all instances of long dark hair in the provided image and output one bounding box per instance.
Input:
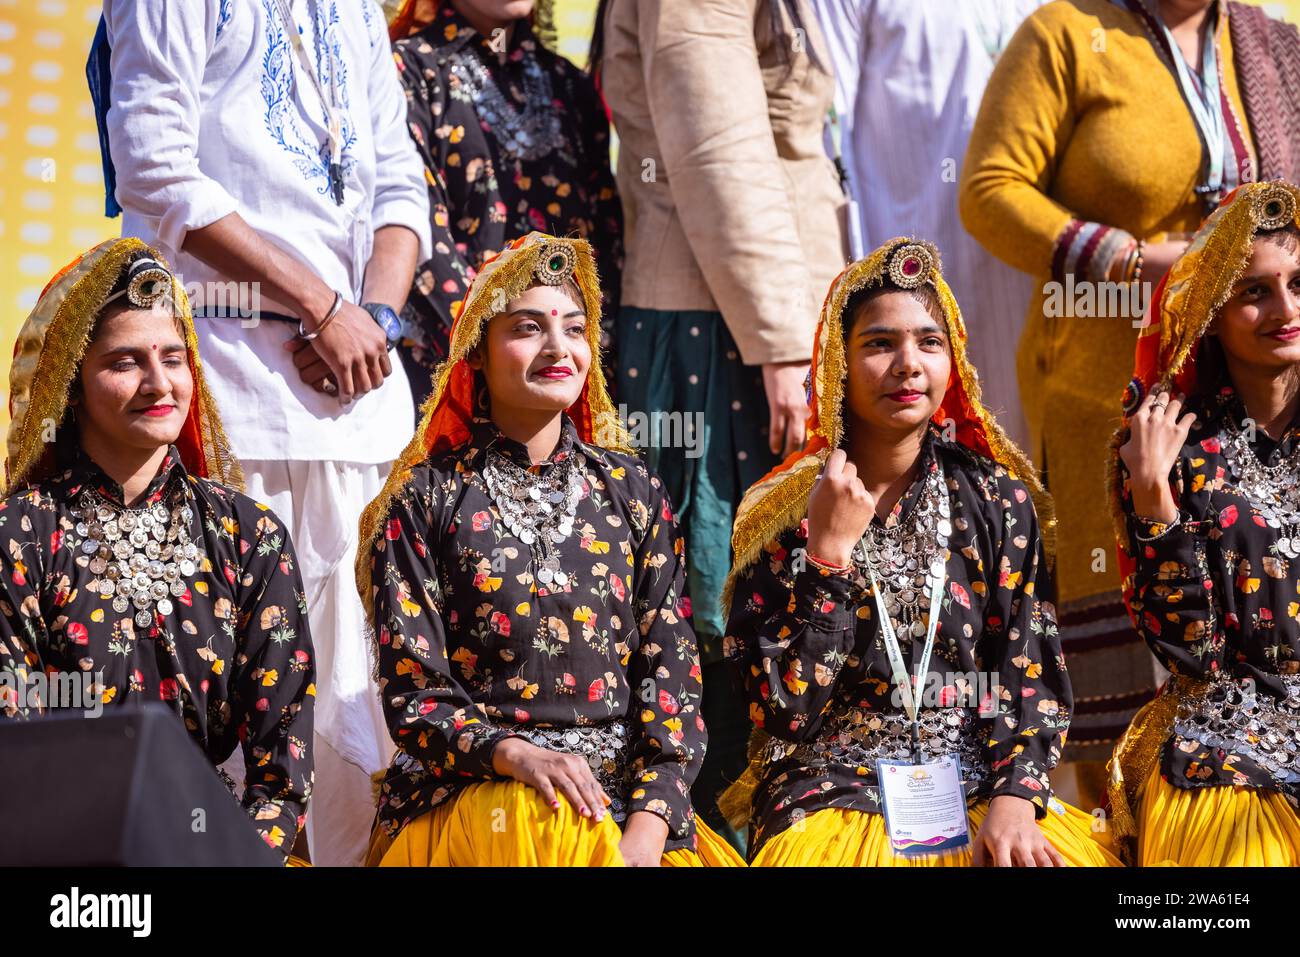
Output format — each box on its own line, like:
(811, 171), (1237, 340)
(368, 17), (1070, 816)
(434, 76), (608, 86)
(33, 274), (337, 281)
(588, 0), (818, 76)
(588, 0), (610, 74)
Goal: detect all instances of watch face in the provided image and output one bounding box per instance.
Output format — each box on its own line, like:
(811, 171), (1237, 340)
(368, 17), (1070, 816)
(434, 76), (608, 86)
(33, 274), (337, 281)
(370, 304), (401, 342)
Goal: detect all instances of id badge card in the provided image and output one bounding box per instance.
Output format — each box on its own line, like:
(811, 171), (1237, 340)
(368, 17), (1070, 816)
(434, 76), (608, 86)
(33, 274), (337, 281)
(876, 755), (971, 858)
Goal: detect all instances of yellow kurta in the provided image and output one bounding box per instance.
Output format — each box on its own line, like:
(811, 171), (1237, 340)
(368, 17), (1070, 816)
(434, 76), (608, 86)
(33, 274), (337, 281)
(959, 0), (1255, 760)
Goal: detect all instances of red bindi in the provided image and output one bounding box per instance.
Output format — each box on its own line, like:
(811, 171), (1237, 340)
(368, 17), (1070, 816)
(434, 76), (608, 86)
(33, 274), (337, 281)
(551, 309), (558, 316)
(151, 344), (157, 350)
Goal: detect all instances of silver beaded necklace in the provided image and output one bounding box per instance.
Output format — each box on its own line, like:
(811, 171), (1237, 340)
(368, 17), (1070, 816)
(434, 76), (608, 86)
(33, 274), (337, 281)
(76, 484), (204, 628)
(447, 45), (564, 163)
(852, 461), (951, 639)
(481, 449), (584, 587)
(1221, 419), (1300, 558)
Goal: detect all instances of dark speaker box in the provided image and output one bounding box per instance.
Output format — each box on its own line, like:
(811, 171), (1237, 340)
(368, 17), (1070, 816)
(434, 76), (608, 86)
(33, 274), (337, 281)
(0, 704), (281, 866)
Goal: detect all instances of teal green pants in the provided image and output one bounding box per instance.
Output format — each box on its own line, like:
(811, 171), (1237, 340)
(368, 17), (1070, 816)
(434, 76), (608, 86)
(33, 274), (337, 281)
(614, 306), (778, 852)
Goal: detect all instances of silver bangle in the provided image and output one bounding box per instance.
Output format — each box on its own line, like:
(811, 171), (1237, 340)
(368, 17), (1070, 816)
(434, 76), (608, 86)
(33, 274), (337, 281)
(298, 291), (343, 341)
(1133, 511), (1183, 542)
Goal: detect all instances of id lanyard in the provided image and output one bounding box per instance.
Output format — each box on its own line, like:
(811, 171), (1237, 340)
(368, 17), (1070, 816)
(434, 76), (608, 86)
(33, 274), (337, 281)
(1128, 0), (1230, 204)
(272, 0), (346, 205)
(862, 463), (947, 765)
(1159, 5), (1227, 201)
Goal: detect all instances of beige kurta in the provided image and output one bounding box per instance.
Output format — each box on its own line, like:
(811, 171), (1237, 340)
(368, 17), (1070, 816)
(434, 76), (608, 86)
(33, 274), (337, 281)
(602, 0), (849, 365)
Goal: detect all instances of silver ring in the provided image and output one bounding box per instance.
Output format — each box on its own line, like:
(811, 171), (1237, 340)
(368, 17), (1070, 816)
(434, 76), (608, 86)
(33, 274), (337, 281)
(322, 379), (338, 395)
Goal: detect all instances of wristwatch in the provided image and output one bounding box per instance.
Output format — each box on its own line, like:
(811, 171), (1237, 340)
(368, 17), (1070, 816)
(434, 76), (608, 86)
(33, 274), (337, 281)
(362, 302), (402, 350)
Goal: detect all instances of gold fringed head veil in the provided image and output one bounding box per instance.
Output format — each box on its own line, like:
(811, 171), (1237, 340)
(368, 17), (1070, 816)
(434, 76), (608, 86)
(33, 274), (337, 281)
(1107, 180), (1300, 537)
(355, 231), (630, 627)
(4, 237), (243, 496)
(721, 237), (1053, 617)
(1105, 180), (1300, 852)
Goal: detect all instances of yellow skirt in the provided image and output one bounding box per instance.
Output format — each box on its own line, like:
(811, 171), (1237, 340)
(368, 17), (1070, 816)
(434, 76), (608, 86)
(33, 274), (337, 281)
(366, 779), (745, 867)
(751, 798), (1122, 867)
(1136, 764), (1300, 866)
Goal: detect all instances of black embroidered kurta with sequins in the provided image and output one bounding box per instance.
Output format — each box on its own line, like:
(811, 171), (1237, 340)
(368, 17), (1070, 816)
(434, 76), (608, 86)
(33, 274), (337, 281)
(393, 5), (623, 392)
(0, 447), (315, 856)
(725, 431), (1069, 850)
(369, 415), (705, 849)
(1121, 388), (1300, 797)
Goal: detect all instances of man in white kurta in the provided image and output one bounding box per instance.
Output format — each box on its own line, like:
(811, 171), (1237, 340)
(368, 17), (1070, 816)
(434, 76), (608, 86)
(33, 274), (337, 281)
(102, 0), (432, 865)
(811, 0), (1045, 446)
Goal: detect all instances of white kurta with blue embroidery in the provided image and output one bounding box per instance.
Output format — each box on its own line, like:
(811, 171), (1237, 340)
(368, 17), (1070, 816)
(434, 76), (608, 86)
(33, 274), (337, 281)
(104, 0), (432, 463)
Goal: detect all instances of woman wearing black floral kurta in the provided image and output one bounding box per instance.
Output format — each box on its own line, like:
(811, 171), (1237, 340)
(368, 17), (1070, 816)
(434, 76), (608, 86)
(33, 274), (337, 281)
(1109, 181), (1300, 866)
(387, 1), (623, 402)
(722, 238), (1119, 866)
(0, 239), (314, 860)
(358, 232), (739, 866)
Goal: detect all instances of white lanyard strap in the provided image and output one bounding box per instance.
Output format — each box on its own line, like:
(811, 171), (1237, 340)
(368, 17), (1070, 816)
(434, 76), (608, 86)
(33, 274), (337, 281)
(272, 0), (342, 162)
(867, 560), (944, 727)
(1156, 5), (1226, 194)
(1126, 0), (1230, 197)
(863, 460), (948, 732)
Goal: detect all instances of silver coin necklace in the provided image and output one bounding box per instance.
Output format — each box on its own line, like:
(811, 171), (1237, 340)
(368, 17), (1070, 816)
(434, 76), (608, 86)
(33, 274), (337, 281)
(76, 483), (204, 628)
(482, 449), (584, 587)
(854, 458), (951, 758)
(852, 459), (951, 639)
(1222, 418), (1300, 559)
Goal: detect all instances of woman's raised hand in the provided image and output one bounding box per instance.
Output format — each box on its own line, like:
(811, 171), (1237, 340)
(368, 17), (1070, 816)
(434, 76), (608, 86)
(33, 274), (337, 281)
(1119, 387), (1195, 523)
(805, 449), (877, 568)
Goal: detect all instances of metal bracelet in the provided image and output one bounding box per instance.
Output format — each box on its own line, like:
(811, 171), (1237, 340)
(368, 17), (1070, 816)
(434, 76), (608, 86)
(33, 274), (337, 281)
(1132, 510), (1184, 542)
(297, 291), (343, 341)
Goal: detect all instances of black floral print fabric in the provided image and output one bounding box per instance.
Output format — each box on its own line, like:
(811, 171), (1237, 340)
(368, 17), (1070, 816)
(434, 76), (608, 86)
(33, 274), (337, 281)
(0, 446), (315, 857)
(368, 415), (706, 849)
(725, 430), (1070, 849)
(392, 4), (623, 387)
(1121, 388), (1300, 794)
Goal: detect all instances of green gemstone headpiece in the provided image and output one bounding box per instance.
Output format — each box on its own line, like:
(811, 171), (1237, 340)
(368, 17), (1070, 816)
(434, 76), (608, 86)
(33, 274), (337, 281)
(534, 244), (577, 286)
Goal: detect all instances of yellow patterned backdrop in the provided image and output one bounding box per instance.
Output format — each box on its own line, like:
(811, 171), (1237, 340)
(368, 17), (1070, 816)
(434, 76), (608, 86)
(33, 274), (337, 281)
(0, 0), (1295, 427)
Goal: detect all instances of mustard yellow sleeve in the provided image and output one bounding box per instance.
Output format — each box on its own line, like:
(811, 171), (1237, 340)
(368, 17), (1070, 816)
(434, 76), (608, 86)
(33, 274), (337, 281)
(959, 9), (1078, 278)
